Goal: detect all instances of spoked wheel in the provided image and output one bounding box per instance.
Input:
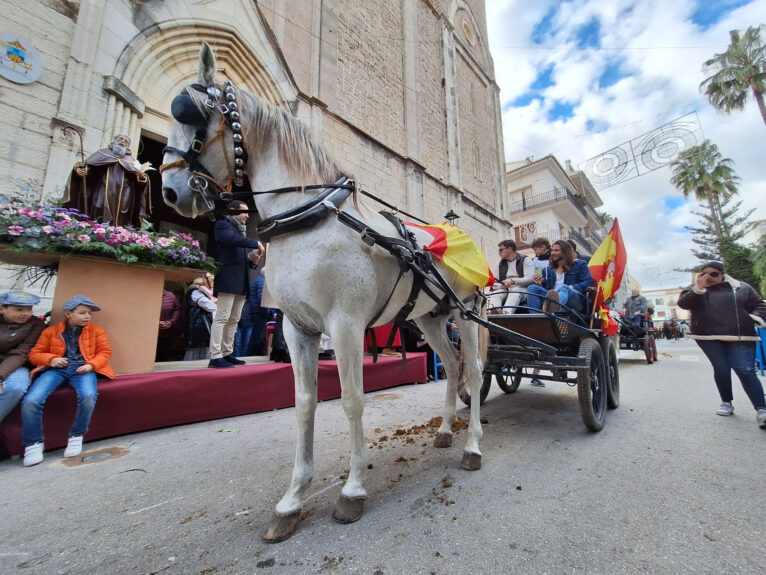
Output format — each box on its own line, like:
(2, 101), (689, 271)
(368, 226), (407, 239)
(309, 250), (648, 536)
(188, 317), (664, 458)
(458, 371), (492, 406)
(601, 338), (620, 409)
(577, 338), (607, 431)
(643, 336), (654, 364)
(496, 366), (522, 394)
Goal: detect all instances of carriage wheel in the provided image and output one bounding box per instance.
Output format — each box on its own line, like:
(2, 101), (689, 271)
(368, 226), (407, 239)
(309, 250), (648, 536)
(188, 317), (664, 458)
(496, 367), (522, 394)
(602, 339), (620, 409)
(577, 338), (607, 431)
(458, 371), (492, 406)
(643, 337), (654, 364)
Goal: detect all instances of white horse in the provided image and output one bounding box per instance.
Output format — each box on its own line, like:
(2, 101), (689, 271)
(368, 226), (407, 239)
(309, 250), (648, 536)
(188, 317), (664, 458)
(161, 44), (486, 542)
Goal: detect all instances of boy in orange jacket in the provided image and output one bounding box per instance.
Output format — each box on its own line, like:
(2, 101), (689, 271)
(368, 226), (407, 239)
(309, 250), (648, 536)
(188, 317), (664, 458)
(22, 295), (114, 466)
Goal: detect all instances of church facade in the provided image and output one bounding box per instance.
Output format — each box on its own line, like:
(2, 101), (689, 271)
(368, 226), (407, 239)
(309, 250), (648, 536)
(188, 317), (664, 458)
(1, 0), (510, 293)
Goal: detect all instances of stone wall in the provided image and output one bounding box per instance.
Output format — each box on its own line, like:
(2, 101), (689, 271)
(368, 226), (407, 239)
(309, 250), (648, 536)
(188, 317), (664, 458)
(0, 0), (510, 306)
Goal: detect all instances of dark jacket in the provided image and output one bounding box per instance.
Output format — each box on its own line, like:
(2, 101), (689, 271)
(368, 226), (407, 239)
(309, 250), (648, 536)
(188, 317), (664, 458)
(677, 276), (766, 341)
(213, 217), (261, 297)
(498, 254), (528, 284)
(540, 259), (595, 293)
(186, 287), (213, 347)
(159, 290), (182, 336)
(0, 316), (45, 380)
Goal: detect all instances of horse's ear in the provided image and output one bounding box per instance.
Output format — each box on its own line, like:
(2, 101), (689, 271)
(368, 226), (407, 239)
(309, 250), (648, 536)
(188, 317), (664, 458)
(197, 42), (217, 86)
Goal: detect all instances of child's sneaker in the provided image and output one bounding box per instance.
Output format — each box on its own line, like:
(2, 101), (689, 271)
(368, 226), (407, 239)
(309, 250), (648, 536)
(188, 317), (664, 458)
(23, 443), (44, 467)
(756, 409), (766, 429)
(716, 402), (734, 416)
(64, 436), (83, 457)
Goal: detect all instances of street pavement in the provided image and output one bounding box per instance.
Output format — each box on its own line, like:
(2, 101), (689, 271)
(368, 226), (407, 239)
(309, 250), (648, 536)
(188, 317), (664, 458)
(2, 338), (764, 575)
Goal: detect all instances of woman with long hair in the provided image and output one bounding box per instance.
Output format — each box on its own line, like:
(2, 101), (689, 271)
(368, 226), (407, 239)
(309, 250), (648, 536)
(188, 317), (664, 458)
(526, 240), (594, 314)
(678, 261), (766, 428)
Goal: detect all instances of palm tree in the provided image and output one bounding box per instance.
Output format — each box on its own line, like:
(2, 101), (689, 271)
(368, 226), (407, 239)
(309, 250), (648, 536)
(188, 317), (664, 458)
(700, 25), (766, 127)
(669, 141), (739, 252)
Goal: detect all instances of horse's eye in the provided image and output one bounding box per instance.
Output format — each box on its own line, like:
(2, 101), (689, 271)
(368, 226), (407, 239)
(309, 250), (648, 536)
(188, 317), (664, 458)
(171, 93), (207, 126)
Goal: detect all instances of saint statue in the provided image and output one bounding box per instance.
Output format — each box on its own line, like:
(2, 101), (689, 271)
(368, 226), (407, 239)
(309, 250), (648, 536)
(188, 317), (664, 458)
(63, 134), (152, 227)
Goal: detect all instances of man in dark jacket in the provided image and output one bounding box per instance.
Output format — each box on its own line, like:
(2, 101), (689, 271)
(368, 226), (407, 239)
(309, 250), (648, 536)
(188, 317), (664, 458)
(0, 291), (45, 423)
(208, 200), (264, 368)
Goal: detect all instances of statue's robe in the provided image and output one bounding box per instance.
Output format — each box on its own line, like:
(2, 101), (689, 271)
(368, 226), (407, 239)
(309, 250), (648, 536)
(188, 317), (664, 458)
(64, 148), (151, 227)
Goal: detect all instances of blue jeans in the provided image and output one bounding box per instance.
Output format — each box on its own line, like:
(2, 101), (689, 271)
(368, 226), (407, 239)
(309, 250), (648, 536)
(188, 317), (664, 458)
(21, 365), (98, 446)
(527, 284), (587, 313)
(696, 340), (766, 409)
(0, 367), (30, 423)
(234, 326), (252, 357)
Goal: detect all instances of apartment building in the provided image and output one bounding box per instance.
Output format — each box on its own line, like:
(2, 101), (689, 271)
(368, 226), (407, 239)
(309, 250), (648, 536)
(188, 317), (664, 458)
(504, 155), (605, 258)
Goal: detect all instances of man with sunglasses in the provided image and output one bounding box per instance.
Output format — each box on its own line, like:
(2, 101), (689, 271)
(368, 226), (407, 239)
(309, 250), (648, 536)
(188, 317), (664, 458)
(489, 239), (534, 314)
(678, 261), (766, 428)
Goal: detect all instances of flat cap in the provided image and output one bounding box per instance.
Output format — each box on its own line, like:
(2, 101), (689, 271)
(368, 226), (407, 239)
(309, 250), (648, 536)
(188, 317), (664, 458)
(63, 295), (101, 312)
(0, 291), (41, 307)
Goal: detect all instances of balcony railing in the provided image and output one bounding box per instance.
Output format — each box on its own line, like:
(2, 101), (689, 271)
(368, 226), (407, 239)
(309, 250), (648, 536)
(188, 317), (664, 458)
(508, 187), (587, 218)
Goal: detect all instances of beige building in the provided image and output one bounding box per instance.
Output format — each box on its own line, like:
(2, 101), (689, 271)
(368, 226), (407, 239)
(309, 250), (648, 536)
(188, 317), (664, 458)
(642, 288), (690, 321)
(1, 0), (509, 301)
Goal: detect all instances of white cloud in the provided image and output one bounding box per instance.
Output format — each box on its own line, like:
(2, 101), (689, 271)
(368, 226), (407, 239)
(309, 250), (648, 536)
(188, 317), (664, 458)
(487, 0), (766, 290)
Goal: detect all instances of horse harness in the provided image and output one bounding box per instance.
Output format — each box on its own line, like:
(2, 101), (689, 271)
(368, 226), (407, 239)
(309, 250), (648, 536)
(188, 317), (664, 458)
(161, 80), (487, 357)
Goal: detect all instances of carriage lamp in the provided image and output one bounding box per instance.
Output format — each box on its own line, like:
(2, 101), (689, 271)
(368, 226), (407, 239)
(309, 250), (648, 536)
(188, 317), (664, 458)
(444, 209), (460, 225)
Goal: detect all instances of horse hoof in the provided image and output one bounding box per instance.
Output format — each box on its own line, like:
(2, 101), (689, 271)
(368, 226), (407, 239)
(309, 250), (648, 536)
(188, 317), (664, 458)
(433, 432), (453, 448)
(332, 495), (365, 524)
(261, 511), (302, 543)
(461, 451), (482, 471)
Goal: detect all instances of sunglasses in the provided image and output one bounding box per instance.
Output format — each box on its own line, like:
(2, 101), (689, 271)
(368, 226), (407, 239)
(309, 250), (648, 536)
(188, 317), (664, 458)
(701, 271), (722, 278)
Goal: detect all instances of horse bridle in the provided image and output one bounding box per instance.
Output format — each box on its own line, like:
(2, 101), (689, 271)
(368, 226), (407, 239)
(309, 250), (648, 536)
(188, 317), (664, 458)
(160, 80), (248, 208)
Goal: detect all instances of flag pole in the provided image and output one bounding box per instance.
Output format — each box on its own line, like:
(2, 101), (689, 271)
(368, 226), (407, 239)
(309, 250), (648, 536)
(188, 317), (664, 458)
(589, 281), (603, 329)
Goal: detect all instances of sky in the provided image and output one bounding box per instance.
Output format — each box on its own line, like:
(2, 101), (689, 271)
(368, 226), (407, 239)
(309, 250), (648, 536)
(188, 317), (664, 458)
(485, 0), (765, 291)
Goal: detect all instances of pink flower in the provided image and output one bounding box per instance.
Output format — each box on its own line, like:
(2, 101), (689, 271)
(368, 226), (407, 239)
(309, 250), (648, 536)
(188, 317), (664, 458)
(157, 237), (172, 247)
(93, 228), (107, 237)
(77, 222), (90, 228)
(42, 225), (53, 234)
(77, 234), (91, 243)
(7, 225), (23, 236)
(58, 213), (71, 221)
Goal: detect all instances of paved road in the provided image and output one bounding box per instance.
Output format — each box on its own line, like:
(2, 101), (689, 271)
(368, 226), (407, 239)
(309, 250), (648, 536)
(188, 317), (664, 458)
(2, 339), (764, 575)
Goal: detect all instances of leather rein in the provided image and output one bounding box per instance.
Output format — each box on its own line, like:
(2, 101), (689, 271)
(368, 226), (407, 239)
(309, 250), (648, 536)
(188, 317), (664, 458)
(159, 81), (489, 353)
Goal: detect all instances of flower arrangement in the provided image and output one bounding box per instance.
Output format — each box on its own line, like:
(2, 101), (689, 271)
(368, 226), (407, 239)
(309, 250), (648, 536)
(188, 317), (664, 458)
(0, 197), (217, 273)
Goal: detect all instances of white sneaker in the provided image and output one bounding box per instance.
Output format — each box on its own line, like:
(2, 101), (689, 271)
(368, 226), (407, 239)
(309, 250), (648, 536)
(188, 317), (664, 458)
(716, 402), (734, 416)
(756, 409), (766, 429)
(64, 436), (83, 458)
(23, 443), (44, 467)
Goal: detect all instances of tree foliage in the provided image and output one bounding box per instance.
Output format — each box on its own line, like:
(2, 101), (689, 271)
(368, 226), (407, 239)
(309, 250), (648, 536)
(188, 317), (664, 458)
(670, 140), (739, 247)
(700, 25), (766, 127)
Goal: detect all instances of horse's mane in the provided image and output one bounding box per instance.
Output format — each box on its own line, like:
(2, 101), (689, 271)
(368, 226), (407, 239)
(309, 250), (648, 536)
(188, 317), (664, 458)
(186, 82), (343, 185)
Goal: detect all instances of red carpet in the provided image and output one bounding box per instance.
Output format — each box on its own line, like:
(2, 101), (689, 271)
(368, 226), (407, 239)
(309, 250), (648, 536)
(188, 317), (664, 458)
(0, 353), (427, 458)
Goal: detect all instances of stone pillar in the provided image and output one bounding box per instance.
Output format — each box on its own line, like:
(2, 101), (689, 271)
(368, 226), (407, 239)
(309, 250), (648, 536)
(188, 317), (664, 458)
(442, 20), (462, 191)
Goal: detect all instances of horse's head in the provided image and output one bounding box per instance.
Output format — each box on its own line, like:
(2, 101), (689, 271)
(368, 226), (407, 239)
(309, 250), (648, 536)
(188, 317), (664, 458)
(161, 43), (244, 218)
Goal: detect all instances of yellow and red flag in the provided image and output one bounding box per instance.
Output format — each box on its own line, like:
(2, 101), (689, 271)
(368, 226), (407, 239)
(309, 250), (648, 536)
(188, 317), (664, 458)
(407, 222), (495, 288)
(588, 219), (627, 334)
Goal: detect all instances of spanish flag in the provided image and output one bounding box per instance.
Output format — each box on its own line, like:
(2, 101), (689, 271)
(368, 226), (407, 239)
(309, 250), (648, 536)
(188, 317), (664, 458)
(407, 222), (495, 288)
(588, 219), (627, 334)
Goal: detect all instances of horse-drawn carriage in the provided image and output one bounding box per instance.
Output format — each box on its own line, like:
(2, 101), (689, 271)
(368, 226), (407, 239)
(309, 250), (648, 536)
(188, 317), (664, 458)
(616, 313), (658, 364)
(459, 291), (619, 432)
(160, 43), (623, 541)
